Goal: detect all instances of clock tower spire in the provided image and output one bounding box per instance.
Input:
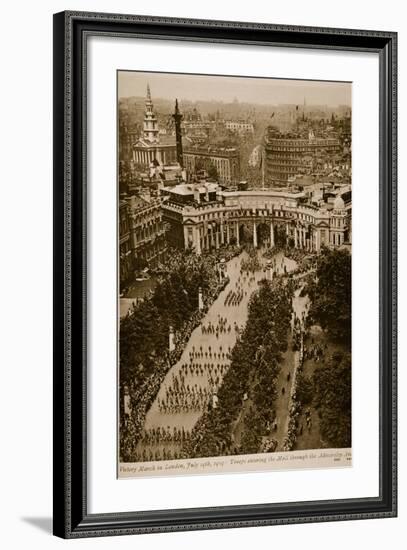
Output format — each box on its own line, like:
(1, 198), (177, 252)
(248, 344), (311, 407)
(143, 84), (159, 143)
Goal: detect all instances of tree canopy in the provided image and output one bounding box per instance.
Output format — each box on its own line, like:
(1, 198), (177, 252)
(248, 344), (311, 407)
(120, 249), (219, 391)
(312, 351), (352, 448)
(309, 247), (351, 343)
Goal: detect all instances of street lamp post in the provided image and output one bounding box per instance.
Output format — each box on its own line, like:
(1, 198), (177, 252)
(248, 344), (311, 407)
(266, 259), (273, 281)
(169, 325), (175, 352)
(218, 258), (226, 282)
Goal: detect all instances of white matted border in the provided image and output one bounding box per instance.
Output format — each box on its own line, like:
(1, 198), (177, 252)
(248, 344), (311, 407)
(87, 36), (379, 514)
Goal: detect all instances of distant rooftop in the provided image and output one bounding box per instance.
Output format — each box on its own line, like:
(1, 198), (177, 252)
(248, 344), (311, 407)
(164, 182), (219, 196)
(184, 145), (238, 155)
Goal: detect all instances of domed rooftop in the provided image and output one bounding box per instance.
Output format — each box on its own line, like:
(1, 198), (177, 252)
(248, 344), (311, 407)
(333, 195), (345, 209)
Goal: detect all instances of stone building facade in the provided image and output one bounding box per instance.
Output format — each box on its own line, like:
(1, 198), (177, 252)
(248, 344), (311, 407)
(119, 195), (168, 289)
(264, 128), (341, 186)
(183, 146), (240, 185)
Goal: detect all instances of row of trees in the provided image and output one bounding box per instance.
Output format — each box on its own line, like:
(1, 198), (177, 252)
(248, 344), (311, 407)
(295, 351), (351, 448)
(120, 249), (220, 393)
(313, 352), (352, 448)
(296, 246), (352, 448)
(183, 278), (294, 458)
(308, 246), (351, 343)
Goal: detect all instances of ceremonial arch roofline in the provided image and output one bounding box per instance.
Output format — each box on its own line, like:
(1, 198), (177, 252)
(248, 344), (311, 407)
(163, 201), (341, 222)
(179, 210), (332, 227)
(221, 189), (305, 200)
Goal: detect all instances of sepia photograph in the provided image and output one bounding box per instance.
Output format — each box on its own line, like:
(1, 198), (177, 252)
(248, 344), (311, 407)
(117, 71), (352, 478)
(51, 9), (397, 538)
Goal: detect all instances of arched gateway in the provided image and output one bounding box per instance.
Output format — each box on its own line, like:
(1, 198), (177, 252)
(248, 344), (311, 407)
(162, 186), (351, 254)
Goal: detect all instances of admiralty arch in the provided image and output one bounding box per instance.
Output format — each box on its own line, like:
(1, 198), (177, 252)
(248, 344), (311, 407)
(161, 187), (351, 255)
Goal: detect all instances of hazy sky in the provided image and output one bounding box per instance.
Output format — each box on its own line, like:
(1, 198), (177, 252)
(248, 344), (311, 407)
(118, 71), (351, 107)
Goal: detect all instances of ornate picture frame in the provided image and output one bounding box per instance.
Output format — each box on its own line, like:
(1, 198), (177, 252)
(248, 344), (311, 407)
(53, 11), (397, 538)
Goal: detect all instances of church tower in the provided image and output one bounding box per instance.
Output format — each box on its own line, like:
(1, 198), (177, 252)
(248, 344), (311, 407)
(143, 84), (159, 143)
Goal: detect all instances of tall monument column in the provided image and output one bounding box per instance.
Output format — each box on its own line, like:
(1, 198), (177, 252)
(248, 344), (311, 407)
(253, 221), (258, 248)
(172, 98), (184, 168)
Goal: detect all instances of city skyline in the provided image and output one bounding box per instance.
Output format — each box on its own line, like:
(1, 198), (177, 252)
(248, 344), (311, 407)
(118, 71), (351, 108)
